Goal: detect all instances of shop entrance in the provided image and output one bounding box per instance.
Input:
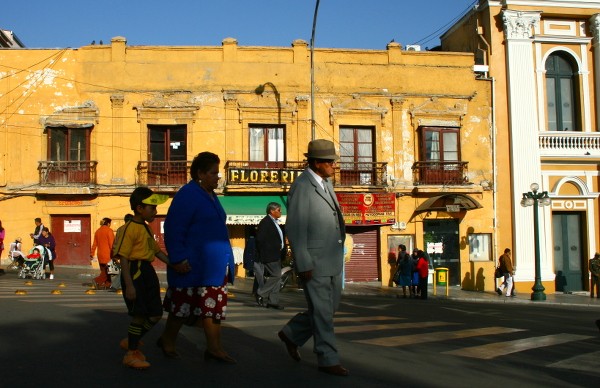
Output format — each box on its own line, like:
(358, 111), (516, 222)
(423, 219), (460, 286)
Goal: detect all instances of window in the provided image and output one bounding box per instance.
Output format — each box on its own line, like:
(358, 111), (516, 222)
(417, 126), (463, 185)
(421, 126), (459, 162)
(48, 127), (90, 162)
(249, 125), (284, 167)
(148, 125), (186, 162)
(45, 126), (92, 184)
(339, 126), (374, 185)
(545, 52), (579, 131)
(147, 125), (187, 185)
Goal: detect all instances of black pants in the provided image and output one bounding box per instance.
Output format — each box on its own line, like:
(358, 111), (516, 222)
(419, 276), (428, 300)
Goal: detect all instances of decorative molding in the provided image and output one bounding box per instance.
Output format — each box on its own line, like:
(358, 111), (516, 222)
(237, 93), (296, 124)
(110, 94), (124, 108)
(503, 10), (540, 40)
(41, 101), (99, 128)
(551, 199), (587, 210)
(590, 14), (600, 41)
(409, 97), (467, 128)
(329, 94), (388, 126)
(133, 93), (200, 123)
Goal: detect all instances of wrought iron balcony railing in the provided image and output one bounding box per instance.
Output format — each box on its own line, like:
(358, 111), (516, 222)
(412, 161), (468, 185)
(38, 160), (98, 186)
(136, 161), (191, 187)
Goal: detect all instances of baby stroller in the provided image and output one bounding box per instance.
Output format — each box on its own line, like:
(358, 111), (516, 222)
(18, 245), (50, 280)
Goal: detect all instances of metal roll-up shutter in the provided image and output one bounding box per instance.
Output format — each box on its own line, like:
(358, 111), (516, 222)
(344, 226), (379, 282)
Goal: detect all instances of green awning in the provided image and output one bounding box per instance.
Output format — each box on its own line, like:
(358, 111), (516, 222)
(218, 195), (288, 225)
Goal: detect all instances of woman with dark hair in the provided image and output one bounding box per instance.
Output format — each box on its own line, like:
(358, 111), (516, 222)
(90, 217), (115, 288)
(159, 152), (236, 363)
(38, 227), (57, 279)
(415, 250), (430, 300)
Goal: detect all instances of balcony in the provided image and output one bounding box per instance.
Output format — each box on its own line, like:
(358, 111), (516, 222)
(38, 160), (97, 186)
(412, 161), (468, 186)
(224, 160), (388, 189)
(136, 161), (191, 187)
(539, 131), (600, 157)
(335, 162), (388, 187)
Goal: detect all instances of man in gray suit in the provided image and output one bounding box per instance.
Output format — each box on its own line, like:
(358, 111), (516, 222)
(277, 139), (348, 376)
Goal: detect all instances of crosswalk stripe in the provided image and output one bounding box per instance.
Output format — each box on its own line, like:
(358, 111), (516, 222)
(355, 326), (524, 347)
(335, 315), (392, 322)
(59, 303), (125, 308)
(224, 319), (291, 328)
(443, 333), (592, 359)
(547, 350), (600, 373)
(336, 321), (458, 334)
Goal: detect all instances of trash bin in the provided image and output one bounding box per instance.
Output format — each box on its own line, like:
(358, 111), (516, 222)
(435, 267), (449, 286)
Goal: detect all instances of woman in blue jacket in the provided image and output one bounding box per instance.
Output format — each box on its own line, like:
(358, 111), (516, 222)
(159, 152), (236, 363)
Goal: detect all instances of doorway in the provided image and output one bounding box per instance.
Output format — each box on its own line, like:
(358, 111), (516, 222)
(552, 212), (585, 292)
(51, 215), (91, 266)
(423, 219), (460, 286)
(148, 215), (166, 271)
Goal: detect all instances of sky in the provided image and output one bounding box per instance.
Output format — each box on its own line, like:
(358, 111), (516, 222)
(2, 0), (477, 50)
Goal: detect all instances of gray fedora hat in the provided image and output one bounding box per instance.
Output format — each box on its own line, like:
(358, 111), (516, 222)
(304, 139), (339, 160)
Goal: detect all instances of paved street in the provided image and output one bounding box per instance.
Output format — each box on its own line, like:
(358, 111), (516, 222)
(1, 267), (600, 387)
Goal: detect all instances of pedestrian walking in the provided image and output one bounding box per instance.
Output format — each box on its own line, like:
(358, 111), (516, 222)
(160, 152), (236, 364)
(496, 248), (514, 297)
(255, 202), (285, 309)
(90, 217), (115, 289)
(589, 252), (600, 298)
(114, 187), (173, 369)
(277, 139), (348, 376)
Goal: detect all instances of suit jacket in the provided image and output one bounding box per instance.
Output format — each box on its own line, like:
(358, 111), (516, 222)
(286, 168), (345, 277)
(256, 215), (283, 263)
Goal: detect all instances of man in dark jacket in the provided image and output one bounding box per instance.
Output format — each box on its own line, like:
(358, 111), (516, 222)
(256, 202), (285, 309)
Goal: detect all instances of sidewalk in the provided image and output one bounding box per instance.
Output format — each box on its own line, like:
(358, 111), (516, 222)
(4, 265), (600, 309)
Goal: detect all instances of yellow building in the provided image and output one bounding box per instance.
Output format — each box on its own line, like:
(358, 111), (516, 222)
(442, 0), (600, 296)
(0, 36), (493, 289)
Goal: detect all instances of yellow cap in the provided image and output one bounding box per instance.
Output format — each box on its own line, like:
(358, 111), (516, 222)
(141, 194), (169, 205)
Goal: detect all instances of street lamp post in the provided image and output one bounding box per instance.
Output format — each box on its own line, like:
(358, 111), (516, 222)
(310, 0), (320, 140)
(520, 182), (551, 301)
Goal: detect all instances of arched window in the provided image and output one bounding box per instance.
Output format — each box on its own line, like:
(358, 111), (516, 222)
(545, 52), (579, 131)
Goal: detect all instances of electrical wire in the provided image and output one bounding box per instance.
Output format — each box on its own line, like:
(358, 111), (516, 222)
(411, 1), (477, 47)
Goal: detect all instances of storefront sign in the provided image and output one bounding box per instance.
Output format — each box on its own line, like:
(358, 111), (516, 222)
(228, 168), (302, 184)
(336, 192), (396, 225)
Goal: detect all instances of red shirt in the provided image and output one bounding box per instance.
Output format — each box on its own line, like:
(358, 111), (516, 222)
(416, 257), (429, 278)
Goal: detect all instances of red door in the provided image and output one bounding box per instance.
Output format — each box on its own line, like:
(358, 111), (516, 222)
(51, 215), (91, 265)
(148, 216), (167, 271)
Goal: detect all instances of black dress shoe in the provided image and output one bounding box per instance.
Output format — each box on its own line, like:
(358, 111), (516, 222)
(266, 303), (284, 310)
(277, 331), (301, 362)
(595, 319), (600, 332)
(255, 295), (264, 307)
(318, 365), (349, 376)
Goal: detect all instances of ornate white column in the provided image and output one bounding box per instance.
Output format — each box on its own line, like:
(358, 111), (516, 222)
(590, 14), (600, 129)
(503, 10), (549, 282)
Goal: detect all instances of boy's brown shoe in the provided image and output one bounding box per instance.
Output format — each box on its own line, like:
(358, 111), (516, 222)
(123, 350), (150, 369)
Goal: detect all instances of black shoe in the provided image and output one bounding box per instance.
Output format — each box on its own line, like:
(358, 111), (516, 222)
(595, 319), (600, 333)
(255, 295), (264, 307)
(496, 288), (502, 295)
(266, 304), (284, 310)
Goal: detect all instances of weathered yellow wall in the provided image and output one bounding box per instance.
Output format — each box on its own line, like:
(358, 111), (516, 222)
(1, 37), (493, 289)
